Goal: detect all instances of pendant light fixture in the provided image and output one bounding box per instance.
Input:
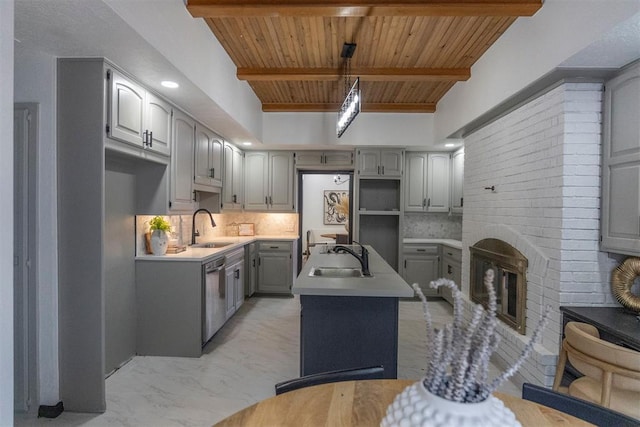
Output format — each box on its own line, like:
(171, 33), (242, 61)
(337, 42), (360, 138)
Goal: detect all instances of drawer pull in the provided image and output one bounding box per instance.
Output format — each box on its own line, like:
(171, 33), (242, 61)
(417, 249), (425, 252)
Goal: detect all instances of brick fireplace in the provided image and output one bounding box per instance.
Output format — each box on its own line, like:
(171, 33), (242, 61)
(460, 81), (621, 387)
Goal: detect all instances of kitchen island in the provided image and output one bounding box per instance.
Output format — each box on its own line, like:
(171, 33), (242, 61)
(293, 245), (413, 379)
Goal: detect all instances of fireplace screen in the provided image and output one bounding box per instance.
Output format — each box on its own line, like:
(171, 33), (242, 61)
(470, 239), (528, 335)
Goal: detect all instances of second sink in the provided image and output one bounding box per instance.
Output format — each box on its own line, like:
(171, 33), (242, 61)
(191, 242), (234, 249)
(309, 267), (370, 278)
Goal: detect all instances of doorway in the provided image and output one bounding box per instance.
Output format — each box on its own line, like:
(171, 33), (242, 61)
(14, 103), (38, 413)
(297, 171), (353, 270)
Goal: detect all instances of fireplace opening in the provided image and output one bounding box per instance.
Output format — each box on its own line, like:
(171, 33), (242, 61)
(470, 239), (528, 334)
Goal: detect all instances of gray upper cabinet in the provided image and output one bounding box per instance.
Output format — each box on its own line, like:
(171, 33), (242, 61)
(170, 110), (197, 212)
(450, 148), (464, 215)
(405, 153), (428, 211)
(427, 153), (450, 213)
(245, 151), (295, 211)
(193, 123), (223, 190)
(404, 152), (450, 212)
(295, 150), (354, 167)
(108, 69), (171, 157)
(601, 63), (640, 256)
(357, 148), (403, 177)
(222, 142), (243, 210)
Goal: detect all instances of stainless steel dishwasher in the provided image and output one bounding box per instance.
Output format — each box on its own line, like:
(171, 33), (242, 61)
(202, 257), (225, 345)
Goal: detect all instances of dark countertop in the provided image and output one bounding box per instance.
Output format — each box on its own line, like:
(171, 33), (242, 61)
(560, 306), (640, 350)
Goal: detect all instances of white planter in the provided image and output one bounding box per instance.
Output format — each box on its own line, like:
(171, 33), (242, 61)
(150, 229), (169, 255)
(381, 381), (520, 427)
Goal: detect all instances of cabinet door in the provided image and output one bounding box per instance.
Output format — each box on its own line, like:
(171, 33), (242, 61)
(247, 243), (257, 296)
(194, 124), (222, 188)
(232, 146), (244, 208)
(403, 255), (439, 297)
(295, 151), (324, 166)
(244, 152), (270, 210)
(601, 65), (640, 255)
(234, 263), (244, 310)
(427, 153), (450, 212)
(380, 150), (403, 176)
(221, 144), (244, 210)
(358, 149), (381, 176)
(258, 251), (292, 294)
(170, 110), (197, 212)
(109, 70), (145, 147)
(450, 148), (464, 214)
(145, 92), (172, 156)
(224, 267), (236, 319)
(269, 152), (295, 211)
(405, 153), (428, 211)
(324, 151), (353, 166)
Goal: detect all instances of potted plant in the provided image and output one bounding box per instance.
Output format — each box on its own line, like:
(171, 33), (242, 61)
(382, 270), (549, 427)
(148, 216), (171, 256)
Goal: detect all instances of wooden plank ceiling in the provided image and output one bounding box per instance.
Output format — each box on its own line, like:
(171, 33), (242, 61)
(187, 1), (542, 113)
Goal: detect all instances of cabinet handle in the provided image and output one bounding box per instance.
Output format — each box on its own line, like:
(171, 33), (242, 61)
(382, 165), (385, 174)
(252, 259), (255, 267)
(322, 155), (326, 164)
(377, 165), (380, 174)
(269, 196), (273, 205)
(258, 257), (261, 266)
(210, 168), (215, 178)
(448, 265), (453, 275)
(423, 198), (427, 208)
(192, 190), (197, 201)
(265, 196), (268, 205)
(461, 197), (463, 207)
(149, 131), (153, 147)
(404, 260), (407, 269)
(142, 130), (148, 146)
(417, 249), (425, 252)
(427, 198), (431, 207)
(235, 270), (240, 279)
(270, 246), (279, 249)
(233, 194), (237, 203)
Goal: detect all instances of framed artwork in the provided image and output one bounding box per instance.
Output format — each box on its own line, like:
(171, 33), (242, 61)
(324, 190), (349, 225)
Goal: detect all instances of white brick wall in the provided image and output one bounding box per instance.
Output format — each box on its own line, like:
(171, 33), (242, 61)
(461, 82), (620, 386)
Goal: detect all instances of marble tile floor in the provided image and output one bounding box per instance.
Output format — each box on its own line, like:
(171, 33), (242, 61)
(16, 296), (520, 426)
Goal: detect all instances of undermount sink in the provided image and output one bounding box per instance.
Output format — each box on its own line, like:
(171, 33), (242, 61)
(191, 242), (234, 249)
(309, 267), (370, 278)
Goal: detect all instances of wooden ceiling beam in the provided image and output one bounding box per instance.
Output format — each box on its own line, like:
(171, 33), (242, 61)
(238, 67), (470, 82)
(187, 1), (542, 18)
(262, 102), (436, 112)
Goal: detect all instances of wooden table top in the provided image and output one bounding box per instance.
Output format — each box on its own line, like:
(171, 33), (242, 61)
(214, 379), (593, 426)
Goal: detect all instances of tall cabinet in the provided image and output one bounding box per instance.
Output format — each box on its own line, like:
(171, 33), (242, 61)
(601, 62), (640, 256)
(57, 58), (171, 412)
(354, 148), (404, 271)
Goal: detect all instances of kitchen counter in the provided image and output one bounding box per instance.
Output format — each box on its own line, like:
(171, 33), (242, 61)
(294, 244), (412, 379)
(293, 245), (413, 298)
(135, 235), (298, 262)
(403, 238), (462, 250)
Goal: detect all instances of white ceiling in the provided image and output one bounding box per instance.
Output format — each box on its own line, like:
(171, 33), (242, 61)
(14, 1), (640, 147)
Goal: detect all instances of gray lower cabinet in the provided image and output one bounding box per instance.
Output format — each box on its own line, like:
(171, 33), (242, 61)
(440, 246), (461, 305)
(257, 241), (293, 294)
(402, 244), (440, 297)
(136, 260), (204, 358)
(246, 242), (257, 296)
(225, 248), (245, 319)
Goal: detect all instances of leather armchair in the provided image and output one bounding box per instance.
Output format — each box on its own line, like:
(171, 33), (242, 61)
(553, 321), (640, 420)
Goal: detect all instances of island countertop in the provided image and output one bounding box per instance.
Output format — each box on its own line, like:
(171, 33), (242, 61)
(293, 245), (414, 298)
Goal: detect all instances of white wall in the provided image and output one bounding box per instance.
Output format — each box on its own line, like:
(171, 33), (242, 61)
(462, 82), (619, 387)
(263, 112), (437, 148)
(1, 0), (15, 423)
(301, 174), (351, 251)
(14, 45), (60, 407)
(434, 0), (640, 141)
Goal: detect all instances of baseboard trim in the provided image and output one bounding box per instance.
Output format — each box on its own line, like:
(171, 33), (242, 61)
(38, 401), (64, 418)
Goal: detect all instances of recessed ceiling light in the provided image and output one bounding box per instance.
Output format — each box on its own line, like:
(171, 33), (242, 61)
(445, 143), (455, 147)
(242, 142), (252, 146)
(161, 80), (179, 89)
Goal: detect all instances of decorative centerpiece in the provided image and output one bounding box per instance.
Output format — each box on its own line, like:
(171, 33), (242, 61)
(382, 270), (549, 427)
(148, 215), (171, 256)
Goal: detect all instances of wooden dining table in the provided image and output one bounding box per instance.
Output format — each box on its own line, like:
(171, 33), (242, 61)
(214, 379), (593, 426)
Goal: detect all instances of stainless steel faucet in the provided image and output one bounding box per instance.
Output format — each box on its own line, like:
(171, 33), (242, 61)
(191, 208), (216, 245)
(332, 241), (371, 276)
